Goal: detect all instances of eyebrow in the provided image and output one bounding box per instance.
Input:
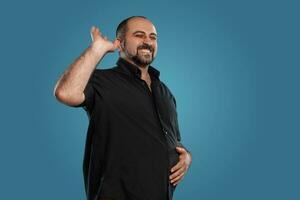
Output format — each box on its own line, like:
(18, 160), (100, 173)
(132, 31), (157, 37)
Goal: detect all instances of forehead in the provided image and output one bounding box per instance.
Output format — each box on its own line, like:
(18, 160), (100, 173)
(126, 18), (157, 35)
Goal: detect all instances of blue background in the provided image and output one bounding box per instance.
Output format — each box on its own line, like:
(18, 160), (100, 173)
(1, 0), (299, 199)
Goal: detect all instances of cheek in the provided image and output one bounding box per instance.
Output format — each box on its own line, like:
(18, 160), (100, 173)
(127, 46), (138, 55)
(123, 44), (135, 54)
(125, 40), (140, 53)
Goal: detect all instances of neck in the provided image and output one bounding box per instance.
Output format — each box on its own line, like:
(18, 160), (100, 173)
(139, 66), (150, 80)
(122, 57), (150, 79)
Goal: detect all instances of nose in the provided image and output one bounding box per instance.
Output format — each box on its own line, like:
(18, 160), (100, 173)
(143, 36), (152, 45)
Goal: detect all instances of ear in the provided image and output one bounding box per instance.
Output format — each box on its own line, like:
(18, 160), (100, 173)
(116, 38), (124, 52)
(114, 38), (121, 51)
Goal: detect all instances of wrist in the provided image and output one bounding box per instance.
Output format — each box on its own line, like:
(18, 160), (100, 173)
(90, 42), (110, 56)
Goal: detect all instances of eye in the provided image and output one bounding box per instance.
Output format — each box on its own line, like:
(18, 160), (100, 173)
(135, 34), (144, 38)
(150, 36), (157, 40)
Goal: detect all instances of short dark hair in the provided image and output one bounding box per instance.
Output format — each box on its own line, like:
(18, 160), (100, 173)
(116, 16), (148, 40)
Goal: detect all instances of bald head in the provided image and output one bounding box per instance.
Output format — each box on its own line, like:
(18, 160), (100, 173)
(116, 16), (155, 40)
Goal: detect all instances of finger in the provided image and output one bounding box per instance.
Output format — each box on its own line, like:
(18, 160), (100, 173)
(173, 176), (184, 186)
(171, 172), (185, 183)
(176, 146), (187, 153)
(90, 26), (96, 41)
(170, 167), (185, 181)
(97, 27), (103, 37)
(91, 26), (100, 41)
(113, 39), (121, 51)
(94, 27), (99, 33)
(171, 173), (185, 185)
(171, 161), (184, 173)
(90, 26), (95, 33)
(91, 27), (103, 41)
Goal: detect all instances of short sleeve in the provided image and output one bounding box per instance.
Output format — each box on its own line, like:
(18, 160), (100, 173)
(72, 71), (96, 113)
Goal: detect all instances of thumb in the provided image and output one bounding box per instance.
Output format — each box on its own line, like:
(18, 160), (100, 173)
(113, 39), (121, 51)
(176, 146), (186, 153)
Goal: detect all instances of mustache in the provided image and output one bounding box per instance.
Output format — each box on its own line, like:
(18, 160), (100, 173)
(137, 44), (154, 52)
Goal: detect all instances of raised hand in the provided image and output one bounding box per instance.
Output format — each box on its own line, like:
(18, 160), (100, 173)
(90, 26), (119, 54)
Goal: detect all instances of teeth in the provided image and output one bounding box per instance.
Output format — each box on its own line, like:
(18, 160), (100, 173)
(139, 49), (151, 53)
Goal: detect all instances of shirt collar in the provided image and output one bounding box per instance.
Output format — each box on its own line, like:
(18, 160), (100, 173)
(116, 57), (160, 80)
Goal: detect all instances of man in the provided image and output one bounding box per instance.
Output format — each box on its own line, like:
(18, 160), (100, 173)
(54, 16), (192, 200)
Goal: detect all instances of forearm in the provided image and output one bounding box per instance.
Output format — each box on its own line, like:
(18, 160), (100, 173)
(54, 44), (107, 106)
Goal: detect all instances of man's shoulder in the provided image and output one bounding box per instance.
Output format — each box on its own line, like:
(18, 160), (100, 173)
(94, 66), (118, 74)
(91, 66), (119, 79)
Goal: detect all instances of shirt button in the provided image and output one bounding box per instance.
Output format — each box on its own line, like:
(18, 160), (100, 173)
(164, 130), (168, 135)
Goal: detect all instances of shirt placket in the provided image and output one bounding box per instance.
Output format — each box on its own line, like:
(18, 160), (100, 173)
(138, 77), (173, 200)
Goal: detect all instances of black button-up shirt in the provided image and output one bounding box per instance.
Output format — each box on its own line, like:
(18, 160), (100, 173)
(75, 57), (188, 200)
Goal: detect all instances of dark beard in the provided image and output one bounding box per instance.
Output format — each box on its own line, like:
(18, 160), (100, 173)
(125, 42), (155, 67)
(131, 52), (154, 67)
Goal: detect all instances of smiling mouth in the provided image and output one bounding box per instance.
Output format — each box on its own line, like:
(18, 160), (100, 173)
(139, 49), (151, 53)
